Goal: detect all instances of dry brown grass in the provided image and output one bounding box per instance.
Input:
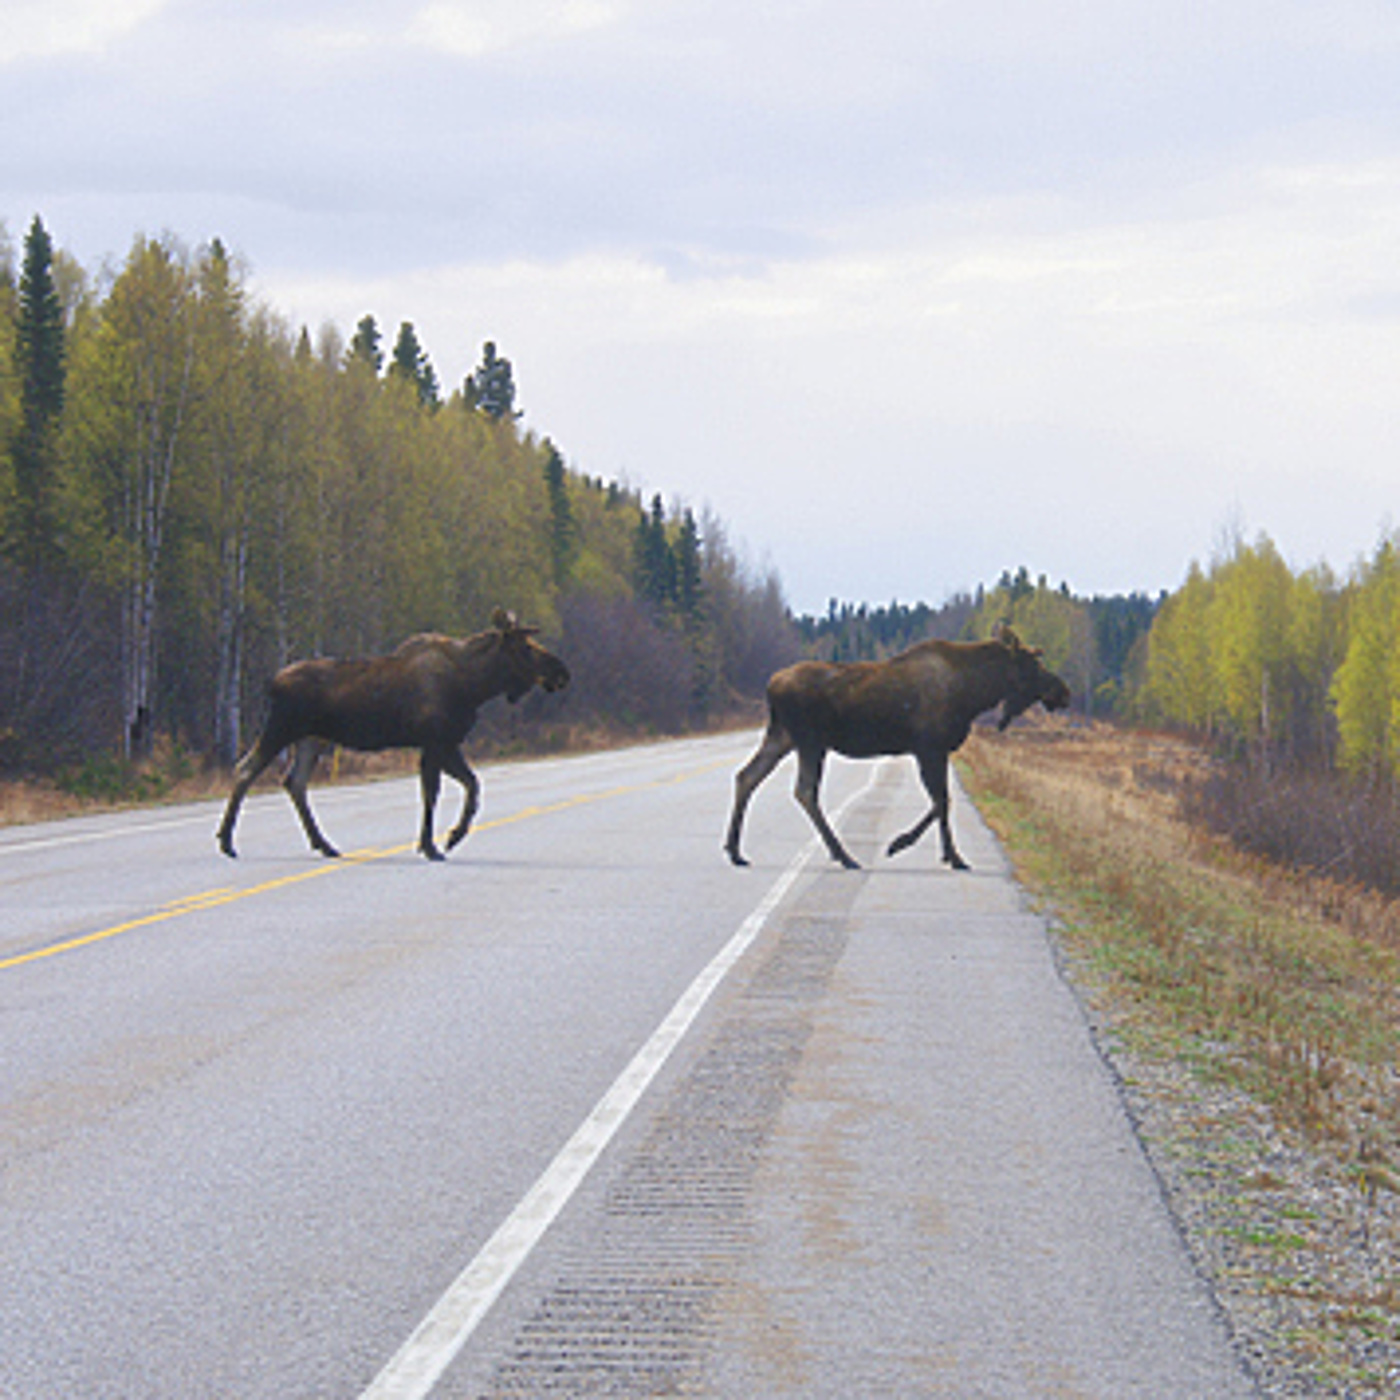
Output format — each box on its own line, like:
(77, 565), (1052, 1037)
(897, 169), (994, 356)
(959, 718), (1400, 1148)
(0, 748), (419, 829)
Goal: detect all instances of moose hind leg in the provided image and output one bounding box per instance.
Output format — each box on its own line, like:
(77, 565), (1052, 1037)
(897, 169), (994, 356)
(887, 750), (967, 869)
(795, 748), (859, 870)
(418, 749), (447, 860)
(885, 804), (939, 859)
(217, 738), (279, 857)
(285, 741), (340, 858)
(724, 722), (793, 865)
(442, 747), (480, 852)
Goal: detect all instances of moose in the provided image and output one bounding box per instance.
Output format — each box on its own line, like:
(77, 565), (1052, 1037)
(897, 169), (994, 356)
(724, 626), (1070, 871)
(217, 610), (570, 861)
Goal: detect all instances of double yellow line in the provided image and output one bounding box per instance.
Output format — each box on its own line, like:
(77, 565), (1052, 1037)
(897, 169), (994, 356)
(1, 761), (728, 974)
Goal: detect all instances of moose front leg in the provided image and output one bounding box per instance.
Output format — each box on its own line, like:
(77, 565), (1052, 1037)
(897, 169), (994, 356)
(724, 720), (794, 866)
(887, 748), (967, 870)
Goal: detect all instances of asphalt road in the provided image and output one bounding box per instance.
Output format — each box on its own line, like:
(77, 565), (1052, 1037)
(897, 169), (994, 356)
(1, 731), (1257, 1398)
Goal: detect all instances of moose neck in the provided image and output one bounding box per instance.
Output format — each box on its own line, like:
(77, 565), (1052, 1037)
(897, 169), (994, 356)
(955, 641), (1020, 715)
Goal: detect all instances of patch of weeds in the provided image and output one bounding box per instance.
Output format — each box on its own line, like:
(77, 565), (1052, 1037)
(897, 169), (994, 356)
(1224, 1225), (1310, 1252)
(54, 740), (196, 805)
(56, 753), (165, 803)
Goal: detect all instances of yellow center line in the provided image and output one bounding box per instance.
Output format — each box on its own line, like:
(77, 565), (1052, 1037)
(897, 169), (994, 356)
(0, 756), (733, 974)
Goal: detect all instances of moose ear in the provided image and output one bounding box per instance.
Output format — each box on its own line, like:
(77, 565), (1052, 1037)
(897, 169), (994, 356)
(994, 622), (1022, 649)
(491, 607), (518, 632)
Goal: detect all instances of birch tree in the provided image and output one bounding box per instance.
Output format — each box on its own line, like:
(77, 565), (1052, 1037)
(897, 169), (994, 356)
(1140, 561), (1217, 732)
(1331, 538), (1400, 779)
(78, 235), (199, 757)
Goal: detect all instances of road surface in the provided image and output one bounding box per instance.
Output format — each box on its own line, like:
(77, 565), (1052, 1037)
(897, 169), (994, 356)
(1, 731), (1256, 1397)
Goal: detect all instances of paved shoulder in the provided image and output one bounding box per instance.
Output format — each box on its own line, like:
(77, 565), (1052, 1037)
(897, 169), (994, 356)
(704, 758), (1257, 1398)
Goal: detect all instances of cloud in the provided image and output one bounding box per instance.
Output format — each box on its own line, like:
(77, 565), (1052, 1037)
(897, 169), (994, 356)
(0, 0), (167, 64)
(9, 0), (1400, 608)
(406, 0), (626, 57)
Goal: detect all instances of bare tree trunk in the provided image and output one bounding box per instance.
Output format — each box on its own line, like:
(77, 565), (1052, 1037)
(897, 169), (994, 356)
(214, 525), (247, 767)
(122, 340), (194, 760)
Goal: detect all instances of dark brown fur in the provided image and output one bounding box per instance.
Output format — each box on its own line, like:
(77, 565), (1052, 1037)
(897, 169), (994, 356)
(217, 610), (569, 861)
(724, 626), (1070, 870)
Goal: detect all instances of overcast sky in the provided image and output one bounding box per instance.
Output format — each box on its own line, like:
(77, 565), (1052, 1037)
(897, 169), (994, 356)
(4, 1), (1399, 613)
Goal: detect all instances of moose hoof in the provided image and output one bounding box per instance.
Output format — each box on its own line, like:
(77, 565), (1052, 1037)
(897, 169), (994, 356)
(421, 844), (446, 862)
(725, 846), (750, 867)
(886, 835), (913, 858)
(217, 837), (237, 859)
(445, 828), (469, 852)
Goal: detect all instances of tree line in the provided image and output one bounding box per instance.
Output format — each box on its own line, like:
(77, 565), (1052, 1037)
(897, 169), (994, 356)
(797, 568), (1159, 719)
(0, 216), (798, 778)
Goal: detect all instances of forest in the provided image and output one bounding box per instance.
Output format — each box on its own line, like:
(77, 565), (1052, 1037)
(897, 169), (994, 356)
(0, 217), (798, 785)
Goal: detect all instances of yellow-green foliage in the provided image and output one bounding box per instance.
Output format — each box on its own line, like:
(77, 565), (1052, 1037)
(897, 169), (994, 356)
(1138, 534), (1343, 762)
(1330, 540), (1400, 778)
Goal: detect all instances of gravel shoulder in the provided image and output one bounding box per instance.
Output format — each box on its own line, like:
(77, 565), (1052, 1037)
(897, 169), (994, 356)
(1057, 936), (1400, 1397)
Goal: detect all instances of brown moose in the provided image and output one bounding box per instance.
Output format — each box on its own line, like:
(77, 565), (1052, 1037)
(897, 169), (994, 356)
(724, 626), (1070, 871)
(217, 610), (570, 861)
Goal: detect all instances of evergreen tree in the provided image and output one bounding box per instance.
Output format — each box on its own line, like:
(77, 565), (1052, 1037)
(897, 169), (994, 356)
(543, 440), (576, 587)
(465, 340), (518, 420)
(675, 507), (703, 624)
(348, 313), (383, 374)
(13, 214), (66, 564)
(634, 493), (675, 609)
(388, 321), (439, 408)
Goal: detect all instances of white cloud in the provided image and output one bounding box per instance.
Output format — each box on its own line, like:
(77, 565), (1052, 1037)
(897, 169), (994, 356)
(406, 0), (626, 57)
(0, 0), (166, 64)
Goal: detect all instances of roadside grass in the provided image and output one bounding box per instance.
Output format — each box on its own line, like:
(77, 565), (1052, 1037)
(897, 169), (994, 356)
(959, 720), (1400, 1144)
(959, 719), (1400, 1394)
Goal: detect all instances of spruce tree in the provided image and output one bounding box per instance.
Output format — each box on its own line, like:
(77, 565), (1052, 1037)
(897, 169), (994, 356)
(389, 321), (440, 408)
(543, 440), (576, 586)
(674, 507), (703, 624)
(465, 340), (518, 420)
(14, 214), (65, 564)
(348, 313), (383, 373)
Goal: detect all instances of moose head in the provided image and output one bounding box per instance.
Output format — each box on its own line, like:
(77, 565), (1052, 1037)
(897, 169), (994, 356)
(492, 607), (571, 703)
(994, 624), (1071, 730)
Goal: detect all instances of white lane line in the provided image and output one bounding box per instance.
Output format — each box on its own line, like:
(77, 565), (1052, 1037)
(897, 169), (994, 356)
(358, 767), (880, 1400)
(0, 809), (224, 854)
